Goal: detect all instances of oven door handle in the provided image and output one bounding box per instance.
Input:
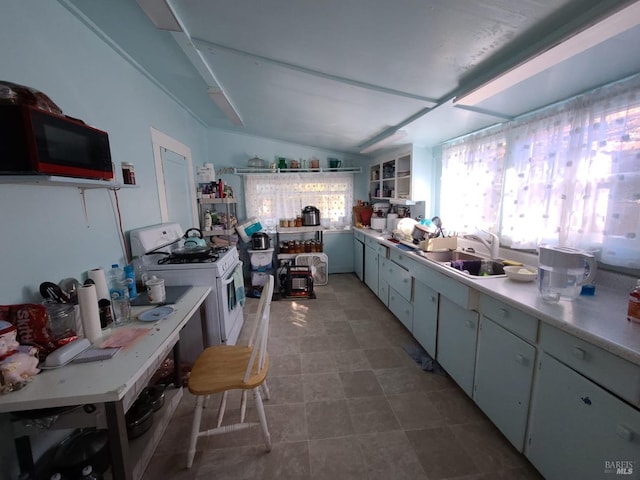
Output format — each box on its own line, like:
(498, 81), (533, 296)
(222, 261), (242, 287)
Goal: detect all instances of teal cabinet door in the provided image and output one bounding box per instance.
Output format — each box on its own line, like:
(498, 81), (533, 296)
(388, 287), (412, 330)
(527, 353), (640, 480)
(364, 244), (379, 294)
(436, 296), (478, 396)
(412, 280), (438, 357)
(354, 237), (364, 281)
(473, 316), (536, 451)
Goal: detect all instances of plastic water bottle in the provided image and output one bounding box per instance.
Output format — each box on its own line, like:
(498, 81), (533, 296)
(123, 264), (138, 299)
(108, 264), (130, 325)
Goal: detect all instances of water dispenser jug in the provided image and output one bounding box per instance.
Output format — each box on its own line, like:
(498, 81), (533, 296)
(538, 246), (597, 302)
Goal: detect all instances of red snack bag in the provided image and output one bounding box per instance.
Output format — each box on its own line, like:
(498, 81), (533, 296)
(0, 304), (76, 361)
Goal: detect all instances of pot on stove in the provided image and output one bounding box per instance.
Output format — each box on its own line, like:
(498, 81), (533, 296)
(251, 232), (270, 250)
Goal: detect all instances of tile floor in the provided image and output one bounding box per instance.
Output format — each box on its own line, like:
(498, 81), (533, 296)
(142, 274), (543, 480)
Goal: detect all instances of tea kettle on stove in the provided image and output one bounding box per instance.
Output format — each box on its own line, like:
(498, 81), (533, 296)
(183, 228), (207, 248)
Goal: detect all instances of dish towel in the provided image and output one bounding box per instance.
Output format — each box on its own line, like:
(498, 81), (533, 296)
(232, 262), (246, 308)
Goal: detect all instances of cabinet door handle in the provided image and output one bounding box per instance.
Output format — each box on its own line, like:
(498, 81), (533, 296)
(499, 308), (509, 318)
(515, 354), (528, 365)
(616, 424), (635, 442)
(572, 347), (587, 360)
(465, 319), (475, 329)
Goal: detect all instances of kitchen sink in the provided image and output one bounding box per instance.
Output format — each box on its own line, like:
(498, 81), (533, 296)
(421, 250), (482, 263)
(417, 250), (507, 279)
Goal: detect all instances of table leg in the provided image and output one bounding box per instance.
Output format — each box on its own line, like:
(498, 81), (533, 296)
(105, 401), (132, 480)
(172, 341), (181, 388)
(15, 435), (35, 479)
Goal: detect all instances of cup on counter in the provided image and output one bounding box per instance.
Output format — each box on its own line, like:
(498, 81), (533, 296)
(146, 276), (166, 304)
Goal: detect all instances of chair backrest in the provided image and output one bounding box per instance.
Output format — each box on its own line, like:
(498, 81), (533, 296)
(243, 275), (274, 383)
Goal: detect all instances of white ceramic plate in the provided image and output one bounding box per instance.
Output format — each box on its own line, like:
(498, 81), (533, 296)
(138, 306), (174, 322)
(504, 266), (538, 282)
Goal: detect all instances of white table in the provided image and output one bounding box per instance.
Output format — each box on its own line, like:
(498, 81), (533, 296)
(0, 286), (211, 480)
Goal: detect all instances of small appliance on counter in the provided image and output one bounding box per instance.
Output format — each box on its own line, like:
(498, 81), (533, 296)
(538, 245), (597, 302)
(302, 206), (320, 226)
(371, 216), (386, 231)
(251, 232), (271, 250)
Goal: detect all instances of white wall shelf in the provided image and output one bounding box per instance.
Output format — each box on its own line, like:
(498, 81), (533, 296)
(234, 167), (361, 175)
(0, 175), (138, 190)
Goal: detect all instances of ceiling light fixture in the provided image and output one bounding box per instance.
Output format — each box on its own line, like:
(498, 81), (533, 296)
(454, 1), (640, 106)
(208, 87), (244, 126)
(359, 130), (408, 154)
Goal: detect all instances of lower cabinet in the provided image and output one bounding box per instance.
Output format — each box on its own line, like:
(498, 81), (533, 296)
(473, 316), (536, 451)
(364, 243), (379, 294)
(412, 280), (438, 357)
(526, 352), (640, 480)
(388, 287), (412, 331)
(436, 296), (478, 396)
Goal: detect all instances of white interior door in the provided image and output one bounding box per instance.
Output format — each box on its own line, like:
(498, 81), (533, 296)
(151, 127), (198, 230)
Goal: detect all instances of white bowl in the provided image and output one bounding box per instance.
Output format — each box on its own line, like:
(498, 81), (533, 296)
(504, 265), (538, 282)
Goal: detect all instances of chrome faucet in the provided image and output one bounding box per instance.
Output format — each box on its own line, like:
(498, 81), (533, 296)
(463, 231), (500, 260)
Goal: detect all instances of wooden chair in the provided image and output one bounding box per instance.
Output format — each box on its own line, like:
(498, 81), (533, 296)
(186, 275), (274, 468)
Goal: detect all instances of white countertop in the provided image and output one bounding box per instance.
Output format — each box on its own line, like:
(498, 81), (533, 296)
(357, 228), (640, 367)
(0, 286), (211, 413)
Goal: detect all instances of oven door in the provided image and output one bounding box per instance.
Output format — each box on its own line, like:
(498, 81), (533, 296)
(218, 261), (245, 345)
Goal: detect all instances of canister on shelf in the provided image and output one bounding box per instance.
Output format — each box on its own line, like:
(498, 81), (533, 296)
(121, 162), (136, 185)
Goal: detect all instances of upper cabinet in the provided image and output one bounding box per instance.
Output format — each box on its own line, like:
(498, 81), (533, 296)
(368, 145), (435, 211)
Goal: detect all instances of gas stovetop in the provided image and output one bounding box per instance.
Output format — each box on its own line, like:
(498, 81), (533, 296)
(157, 246), (229, 264)
(147, 245), (239, 276)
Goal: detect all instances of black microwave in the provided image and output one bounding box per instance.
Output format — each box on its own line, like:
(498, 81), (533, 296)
(0, 104), (113, 180)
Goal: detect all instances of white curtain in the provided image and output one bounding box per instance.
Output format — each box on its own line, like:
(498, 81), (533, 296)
(440, 128), (506, 235)
(503, 76), (640, 268)
(441, 74), (640, 268)
(243, 173), (354, 228)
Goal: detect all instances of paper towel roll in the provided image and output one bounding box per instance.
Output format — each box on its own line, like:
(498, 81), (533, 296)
(88, 268), (109, 300)
(78, 284), (102, 343)
(387, 213), (399, 232)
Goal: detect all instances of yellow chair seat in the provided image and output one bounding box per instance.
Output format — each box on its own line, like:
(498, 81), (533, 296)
(188, 345), (269, 395)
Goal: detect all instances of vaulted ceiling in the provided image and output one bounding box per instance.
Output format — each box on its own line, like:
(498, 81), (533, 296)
(61, 0), (640, 154)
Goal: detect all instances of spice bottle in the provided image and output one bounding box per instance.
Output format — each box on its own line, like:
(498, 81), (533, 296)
(627, 279), (640, 323)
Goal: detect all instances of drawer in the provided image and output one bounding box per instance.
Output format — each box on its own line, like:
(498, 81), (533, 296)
(480, 295), (538, 343)
(364, 236), (378, 249)
(364, 236), (388, 256)
(389, 287), (413, 331)
(354, 230), (365, 242)
(390, 249), (414, 266)
(379, 258), (412, 301)
(539, 323), (640, 407)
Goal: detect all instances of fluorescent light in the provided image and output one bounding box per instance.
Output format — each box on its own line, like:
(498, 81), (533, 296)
(136, 0), (182, 31)
(454, 1), (640, 106)
(359, 130), (408, 154)
(207, 87), (244, 126)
